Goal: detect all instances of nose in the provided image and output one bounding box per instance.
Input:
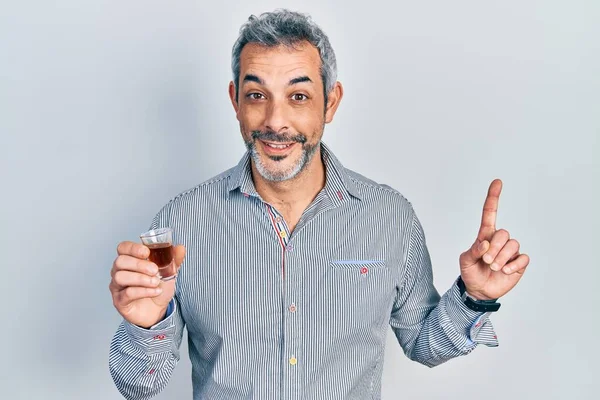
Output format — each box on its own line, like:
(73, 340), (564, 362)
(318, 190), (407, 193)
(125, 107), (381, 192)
(264, 100), (289, 134)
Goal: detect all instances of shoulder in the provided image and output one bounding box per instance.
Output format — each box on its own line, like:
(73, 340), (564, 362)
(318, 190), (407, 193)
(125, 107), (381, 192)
(154, 166), (235, 218)
(345, 167), (415, 214)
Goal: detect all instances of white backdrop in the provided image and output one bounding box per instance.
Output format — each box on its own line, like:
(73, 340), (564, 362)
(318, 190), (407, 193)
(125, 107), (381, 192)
(2, 1), (598, 399)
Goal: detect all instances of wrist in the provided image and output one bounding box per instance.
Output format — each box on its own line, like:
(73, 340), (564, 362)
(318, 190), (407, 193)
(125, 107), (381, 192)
(152, 305), (170, 326)
(458, 276), (497, 301)
(133, 306), (170, 329)
(456, 276), (501, 312)
(465, 290), (497, 302)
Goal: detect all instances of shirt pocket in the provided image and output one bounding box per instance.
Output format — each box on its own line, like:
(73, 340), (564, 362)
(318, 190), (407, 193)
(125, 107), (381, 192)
(327, 260), (389, 291)
(329, 259), (387, 271)
(326, 259), (393, 325)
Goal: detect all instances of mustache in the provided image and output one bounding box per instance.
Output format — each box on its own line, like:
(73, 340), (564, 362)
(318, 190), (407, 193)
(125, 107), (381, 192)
(251, 130), (307, 144)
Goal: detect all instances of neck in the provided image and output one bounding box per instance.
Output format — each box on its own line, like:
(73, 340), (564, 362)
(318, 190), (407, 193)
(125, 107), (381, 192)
(251, 147), (326, 210)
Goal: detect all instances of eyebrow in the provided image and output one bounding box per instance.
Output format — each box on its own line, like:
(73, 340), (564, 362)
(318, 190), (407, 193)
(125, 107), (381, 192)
(242, 74), (313, 86)
(289, 76), (312, 85)
(243, 74), (264, 85)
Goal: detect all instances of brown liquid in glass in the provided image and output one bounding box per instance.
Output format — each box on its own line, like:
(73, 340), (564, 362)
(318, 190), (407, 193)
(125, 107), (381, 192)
(147, 242), (176, 279)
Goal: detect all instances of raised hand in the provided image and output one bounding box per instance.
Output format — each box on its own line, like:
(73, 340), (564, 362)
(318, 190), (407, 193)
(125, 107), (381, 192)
(109, 241), (186, 328)
(458, 179), (530, 300)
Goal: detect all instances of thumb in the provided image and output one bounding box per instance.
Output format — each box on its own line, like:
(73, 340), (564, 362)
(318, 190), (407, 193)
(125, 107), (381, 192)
(173, 244), (186, 267)
(461, 239), (489, 268)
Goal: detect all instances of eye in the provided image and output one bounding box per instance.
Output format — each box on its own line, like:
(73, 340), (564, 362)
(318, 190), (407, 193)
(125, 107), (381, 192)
(291, 93), (308, 102)
(247, 93), (265, 100)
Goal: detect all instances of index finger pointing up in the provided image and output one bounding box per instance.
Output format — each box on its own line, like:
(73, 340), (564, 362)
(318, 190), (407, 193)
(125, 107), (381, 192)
(478, 179), (503, 241)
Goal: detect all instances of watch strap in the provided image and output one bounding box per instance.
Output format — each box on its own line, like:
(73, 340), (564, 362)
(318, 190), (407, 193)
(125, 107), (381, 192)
(456, 276), (501, 312)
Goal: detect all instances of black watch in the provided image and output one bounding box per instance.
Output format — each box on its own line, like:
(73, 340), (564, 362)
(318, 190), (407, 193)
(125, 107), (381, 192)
(456, 276), (501, 313)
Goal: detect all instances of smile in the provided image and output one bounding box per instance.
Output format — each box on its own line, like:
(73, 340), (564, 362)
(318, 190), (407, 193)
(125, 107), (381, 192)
(259, 140), (296, 154)
(265, 143), (292, 149)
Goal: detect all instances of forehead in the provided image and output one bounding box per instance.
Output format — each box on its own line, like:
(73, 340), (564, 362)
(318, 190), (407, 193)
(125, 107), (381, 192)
(239, 41), (322, 81)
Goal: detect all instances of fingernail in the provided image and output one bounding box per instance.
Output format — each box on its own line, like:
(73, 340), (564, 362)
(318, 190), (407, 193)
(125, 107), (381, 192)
(503, 266), (512, 274)
(155, 287), (162, 294)
(483, 254), (493, 264)
(151, 277), (160, 286)
(490, 263), (500, 271)
(478, 242), (486, 252)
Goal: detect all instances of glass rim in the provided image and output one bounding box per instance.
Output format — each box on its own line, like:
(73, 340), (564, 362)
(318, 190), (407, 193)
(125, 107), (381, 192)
(139, 227), (172, 238)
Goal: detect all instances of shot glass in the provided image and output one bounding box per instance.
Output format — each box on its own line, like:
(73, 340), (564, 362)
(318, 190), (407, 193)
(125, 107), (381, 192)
(140, 227), (177, 281)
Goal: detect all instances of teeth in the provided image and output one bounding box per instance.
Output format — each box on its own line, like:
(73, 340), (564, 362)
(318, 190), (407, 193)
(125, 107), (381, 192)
(266, 143), (291, 149)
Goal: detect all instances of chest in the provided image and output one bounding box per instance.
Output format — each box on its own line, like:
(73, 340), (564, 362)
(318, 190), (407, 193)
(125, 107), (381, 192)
(173, 207), (405, 342)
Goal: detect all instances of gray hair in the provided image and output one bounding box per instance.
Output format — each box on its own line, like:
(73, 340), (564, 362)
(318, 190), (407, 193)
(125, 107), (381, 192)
(231, 9), (337, 102)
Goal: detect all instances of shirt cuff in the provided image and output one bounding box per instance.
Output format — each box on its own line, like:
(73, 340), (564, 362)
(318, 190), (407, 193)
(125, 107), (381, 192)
(122, 299), (177, 354)
(446, 280), (499, 348)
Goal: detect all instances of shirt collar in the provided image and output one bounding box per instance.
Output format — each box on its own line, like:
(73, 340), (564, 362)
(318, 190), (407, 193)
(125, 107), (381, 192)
(226, 141), (362, 202)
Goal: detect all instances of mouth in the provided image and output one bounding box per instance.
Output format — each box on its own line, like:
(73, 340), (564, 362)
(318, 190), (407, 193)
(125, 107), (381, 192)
(258, 140), (296, 155)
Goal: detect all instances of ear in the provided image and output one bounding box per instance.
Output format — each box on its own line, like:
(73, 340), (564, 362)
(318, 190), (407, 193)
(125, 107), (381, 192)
(228, 81), (240, 120)
(324, 82), (344, 124)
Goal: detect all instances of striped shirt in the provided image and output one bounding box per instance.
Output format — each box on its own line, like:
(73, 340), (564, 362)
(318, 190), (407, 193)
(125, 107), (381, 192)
(109, 142), (499, 400)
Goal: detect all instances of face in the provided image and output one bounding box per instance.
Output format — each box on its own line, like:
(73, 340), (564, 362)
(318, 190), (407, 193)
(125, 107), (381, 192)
(229, 41), (343, 182)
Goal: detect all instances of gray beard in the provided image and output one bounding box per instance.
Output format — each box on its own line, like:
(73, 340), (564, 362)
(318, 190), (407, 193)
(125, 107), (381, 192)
(246, 140), (320, 182)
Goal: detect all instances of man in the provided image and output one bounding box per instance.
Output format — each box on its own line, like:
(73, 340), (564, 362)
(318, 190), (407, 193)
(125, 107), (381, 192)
(109, 9), (529, 400)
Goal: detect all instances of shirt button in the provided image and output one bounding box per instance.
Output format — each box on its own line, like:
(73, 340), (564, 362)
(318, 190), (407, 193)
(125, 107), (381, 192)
(279, 231), (287, 238)
(289, 356), (297, 366)
(288, 303), (297, 313)
(285, 244), (294, 252)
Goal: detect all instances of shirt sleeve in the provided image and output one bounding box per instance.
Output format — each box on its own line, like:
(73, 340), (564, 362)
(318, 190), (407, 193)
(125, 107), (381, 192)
(108, 202), (185, 399)
(109, 297), (185, 400)
(389, 208), (499, 368)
